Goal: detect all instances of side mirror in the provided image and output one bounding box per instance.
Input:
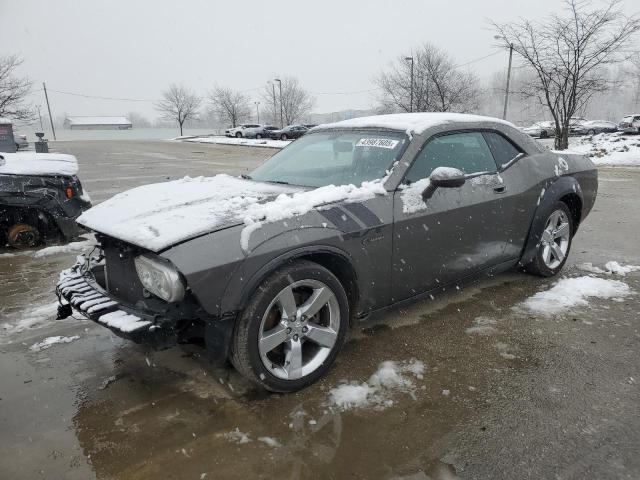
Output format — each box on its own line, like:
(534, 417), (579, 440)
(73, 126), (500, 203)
(421, 167), (466, 200)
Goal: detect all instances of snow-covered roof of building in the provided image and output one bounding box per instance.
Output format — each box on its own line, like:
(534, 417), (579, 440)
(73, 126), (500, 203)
(65, 116), (131, 126)
(0, 152), (78, 176)
(314, 112), (514, 136)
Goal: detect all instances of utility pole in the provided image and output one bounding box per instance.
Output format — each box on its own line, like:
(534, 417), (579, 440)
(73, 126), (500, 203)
(502, 43), (514, 120)
(36, 105), (44, 131)
(42, 82), (56, 140)
(270, 82), (277, 126)
(274, 78), (283, 128)
(254, 101), (260, 123)
(405, 57), (414, 113)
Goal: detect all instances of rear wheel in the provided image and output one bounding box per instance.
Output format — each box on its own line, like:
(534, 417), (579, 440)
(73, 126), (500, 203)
(256, 134), (262, 139)
(588, 129), (596, 135)
(280, 133), (288, 140)
(540, 130), (548, 139)
(230, 260), (348, 392)
(525, 202), (573, 277)
(7, 223), (41, 249)
(235, 132), (242, 138)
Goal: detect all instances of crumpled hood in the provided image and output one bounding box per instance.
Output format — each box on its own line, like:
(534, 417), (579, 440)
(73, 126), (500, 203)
(77, 174), (298, 252)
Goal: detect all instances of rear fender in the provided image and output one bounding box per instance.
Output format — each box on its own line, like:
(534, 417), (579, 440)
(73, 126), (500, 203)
(519, 176), (583, 267)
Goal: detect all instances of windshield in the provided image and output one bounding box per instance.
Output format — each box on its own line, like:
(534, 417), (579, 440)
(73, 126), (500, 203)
(249, 130), (408, 188)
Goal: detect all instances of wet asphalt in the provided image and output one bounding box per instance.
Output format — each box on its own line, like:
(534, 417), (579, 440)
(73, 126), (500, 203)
(0, 140), (638, 480)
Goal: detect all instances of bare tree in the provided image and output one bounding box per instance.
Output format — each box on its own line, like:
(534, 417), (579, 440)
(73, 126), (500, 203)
(0, 55), (33, 121)
(155, 84), (201, 136)
(208, 86), (251, 127)
(261, 77), (315, 127)
(493, 0), (640, 149)
(375, 43), (481, 114)
(126, 111), (151, 128)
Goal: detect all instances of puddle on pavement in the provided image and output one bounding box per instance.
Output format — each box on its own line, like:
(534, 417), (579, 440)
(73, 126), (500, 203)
(61, 275), (542, 480)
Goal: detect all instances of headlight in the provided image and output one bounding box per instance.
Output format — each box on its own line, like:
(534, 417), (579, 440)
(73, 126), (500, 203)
(134, 254), (185, 302)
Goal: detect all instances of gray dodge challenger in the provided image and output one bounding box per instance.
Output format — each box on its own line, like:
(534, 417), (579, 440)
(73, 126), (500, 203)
(56, 113), (597, 392)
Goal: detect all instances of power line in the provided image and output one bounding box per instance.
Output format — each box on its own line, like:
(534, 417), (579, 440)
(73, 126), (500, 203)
(453, 50), (503, 69)
(47, 88), (155, 102)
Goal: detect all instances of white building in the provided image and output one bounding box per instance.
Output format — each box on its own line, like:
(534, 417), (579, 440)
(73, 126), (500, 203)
(64, 116), (132, 130)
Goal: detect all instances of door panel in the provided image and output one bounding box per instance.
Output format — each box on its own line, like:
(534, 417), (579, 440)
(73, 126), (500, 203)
(391, 175), (509, 302)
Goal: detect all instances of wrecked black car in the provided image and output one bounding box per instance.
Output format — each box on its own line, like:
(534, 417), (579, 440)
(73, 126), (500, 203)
(0, 152), (92, 248)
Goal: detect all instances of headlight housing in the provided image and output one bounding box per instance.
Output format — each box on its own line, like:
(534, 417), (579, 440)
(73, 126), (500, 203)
(134, 254), (185, 302)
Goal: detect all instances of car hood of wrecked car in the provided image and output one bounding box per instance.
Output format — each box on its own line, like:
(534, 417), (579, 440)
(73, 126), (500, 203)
(76, 174), (301, 252)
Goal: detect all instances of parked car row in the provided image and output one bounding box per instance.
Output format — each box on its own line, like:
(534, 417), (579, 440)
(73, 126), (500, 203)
(225, 123), (318, 140)
(522, 115), (640, 138)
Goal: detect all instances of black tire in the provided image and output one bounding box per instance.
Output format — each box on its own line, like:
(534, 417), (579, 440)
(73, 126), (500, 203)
(588, 129), (596, 135)
(230, 260), (349, 392)
(540, 130), (548, 139)
(256, 134), (262, 139)
(7, 223), (41, 249)
(235, 132), (242, 138)
(280, 134), (288, 140)
(525, 201), (574, 277)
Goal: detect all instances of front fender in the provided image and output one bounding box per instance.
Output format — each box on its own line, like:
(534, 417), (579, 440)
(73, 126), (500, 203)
(519, 175), (583, 266)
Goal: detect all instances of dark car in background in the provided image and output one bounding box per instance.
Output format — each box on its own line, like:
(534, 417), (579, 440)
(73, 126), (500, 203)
(572, 120), (618, 135)
(15, 134), (28, 150)
(56, 112), (597, 393)
(0, 152), (91, 248)
(268, 125), (309, 140)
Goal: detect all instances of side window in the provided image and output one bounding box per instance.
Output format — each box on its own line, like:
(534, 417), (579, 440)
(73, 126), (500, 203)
(405, 131), (496, 183)
(482, 131), (522, 168)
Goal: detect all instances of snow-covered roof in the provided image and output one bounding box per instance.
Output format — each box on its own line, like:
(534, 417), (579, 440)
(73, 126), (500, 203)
(0, 152), (79, 176)
(0, 117), (13, 124)
(314, 112), (515, 136)
(65, 116), (131, 126)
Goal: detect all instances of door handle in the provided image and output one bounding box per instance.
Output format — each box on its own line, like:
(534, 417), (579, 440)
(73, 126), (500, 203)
(493, 185), (506, 194)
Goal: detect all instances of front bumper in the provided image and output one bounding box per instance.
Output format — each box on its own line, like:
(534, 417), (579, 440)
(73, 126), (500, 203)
(56, 259), (177, 347)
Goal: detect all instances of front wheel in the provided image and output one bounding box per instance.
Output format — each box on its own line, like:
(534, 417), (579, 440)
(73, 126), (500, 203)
(235, 132), (242, 138)
(525, 202), (573, 277)
(280, 134), (288, 140)
(588, 129), (596, 135)
(256, 134), (262, 139)
(230, 260), (349, 392)
(539, 130), (548, 139)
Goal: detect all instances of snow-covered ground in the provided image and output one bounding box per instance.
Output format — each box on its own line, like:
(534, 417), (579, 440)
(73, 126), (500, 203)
(30, 335), (80, 352)
(177, 135), (291, 149)
(561, 133), (640, 166)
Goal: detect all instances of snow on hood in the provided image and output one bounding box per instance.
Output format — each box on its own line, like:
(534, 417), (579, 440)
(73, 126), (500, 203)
(77, 174), (297, 251)
(0, 152), (79, 176)
(314, 113), (515, 137)
(78, 174), (389, 252)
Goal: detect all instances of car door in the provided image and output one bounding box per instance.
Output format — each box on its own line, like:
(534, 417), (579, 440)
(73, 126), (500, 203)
(391, 130), (510, 302)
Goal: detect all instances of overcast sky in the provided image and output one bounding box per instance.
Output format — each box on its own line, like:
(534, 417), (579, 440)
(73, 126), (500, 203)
(1, 0), (638, 121)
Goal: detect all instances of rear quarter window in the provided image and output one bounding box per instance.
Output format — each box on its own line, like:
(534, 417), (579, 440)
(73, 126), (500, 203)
(482, 131), (522, 168)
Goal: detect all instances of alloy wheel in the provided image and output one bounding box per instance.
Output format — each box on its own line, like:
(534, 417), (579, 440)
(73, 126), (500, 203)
(540, 210), (570, 269)
(258, 279), (340, 380)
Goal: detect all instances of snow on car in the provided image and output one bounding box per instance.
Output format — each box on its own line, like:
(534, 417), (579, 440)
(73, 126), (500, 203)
(55, 112), (597, 392)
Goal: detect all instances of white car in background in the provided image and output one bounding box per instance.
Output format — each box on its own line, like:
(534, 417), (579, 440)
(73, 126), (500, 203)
(522, 121), (556, 139)
(618, 114), (640, 134)
(225, 124), (262, 138)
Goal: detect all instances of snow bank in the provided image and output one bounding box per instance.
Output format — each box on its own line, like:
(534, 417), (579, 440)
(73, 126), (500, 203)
(240, 180), (387, 250)
(560, 133), (640, 166)
(519, 276), (631, 315)
(180, 136), (290, 149)
(33, 239), (96, 258)
(577, 261), (640, 276)
(316, 112), (514, 137)
(30, 335), (79, 351)
(0, 152), (79, 176)
(77, 174), (296, 251)
(328, 359), (425, 411)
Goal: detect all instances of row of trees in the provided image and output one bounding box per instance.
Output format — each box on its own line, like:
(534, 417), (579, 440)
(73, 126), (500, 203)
(375, 0), (639, 149)
(156, 77), (316, 136)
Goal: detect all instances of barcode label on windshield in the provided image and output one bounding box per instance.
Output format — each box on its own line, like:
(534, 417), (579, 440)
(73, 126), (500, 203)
(355, 138), (399, 149)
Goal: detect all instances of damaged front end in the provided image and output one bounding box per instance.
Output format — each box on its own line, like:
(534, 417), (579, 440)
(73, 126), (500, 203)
(0, 172), (91, 247)
(55, 237), (235, 360)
